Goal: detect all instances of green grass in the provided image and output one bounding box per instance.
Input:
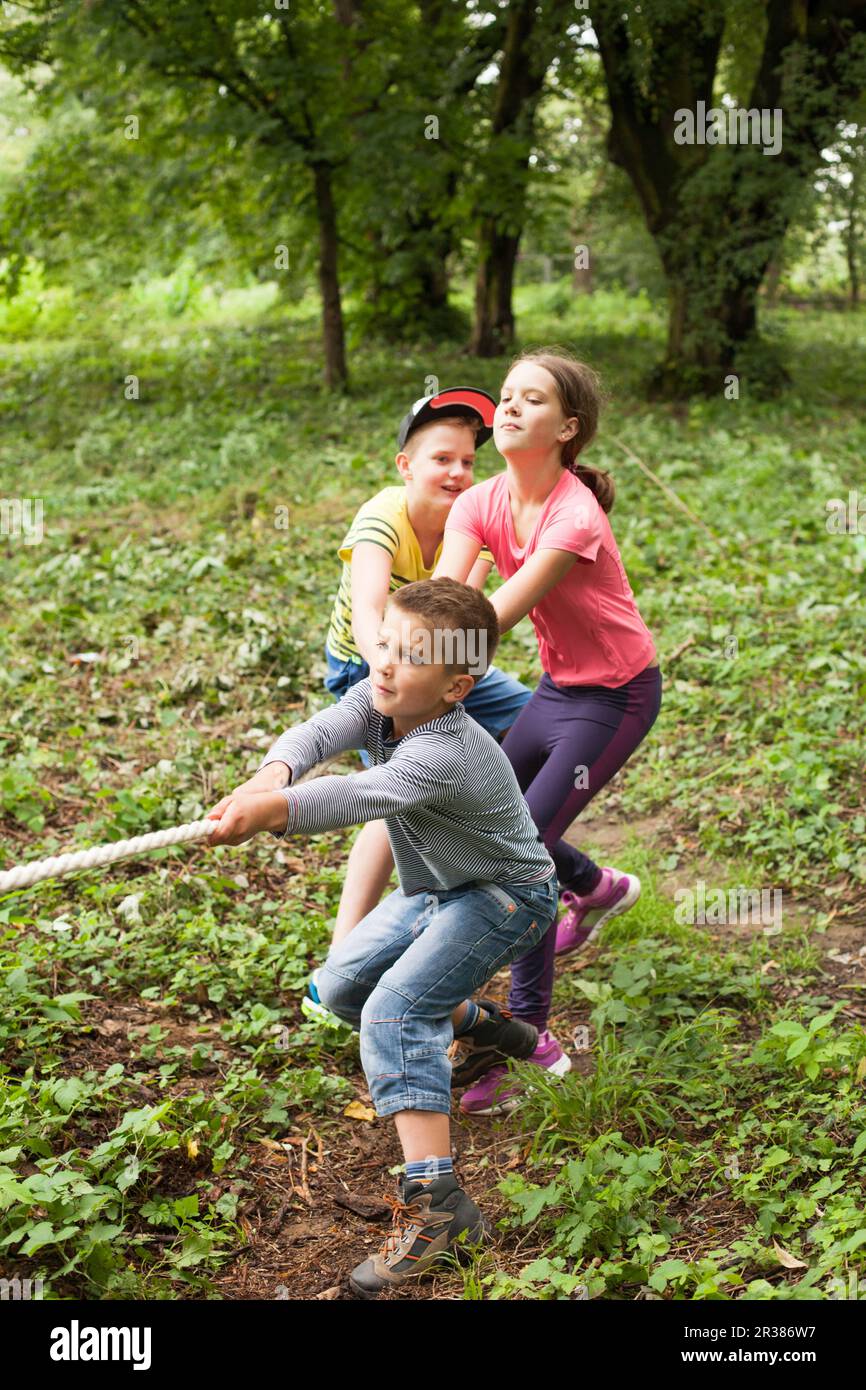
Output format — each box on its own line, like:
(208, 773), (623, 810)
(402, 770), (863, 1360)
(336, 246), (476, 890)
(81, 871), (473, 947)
(1, 277), (865, 1298)
(484, 870), (866, 1301)
(2, 278), (863, 903)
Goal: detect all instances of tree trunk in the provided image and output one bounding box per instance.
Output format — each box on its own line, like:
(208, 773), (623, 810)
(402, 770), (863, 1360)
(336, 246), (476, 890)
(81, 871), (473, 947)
(468, 0), (572, 357)
(312, 161), (348, 390)
(846, 142), (863, 307)
(846, 219), (860, 307)
(471, 224), (520, 355)
(845, 175), (861, 305)
(591, 0), (866, 397)
(763, 255), (783, 306)
(654, 265), (762, 395)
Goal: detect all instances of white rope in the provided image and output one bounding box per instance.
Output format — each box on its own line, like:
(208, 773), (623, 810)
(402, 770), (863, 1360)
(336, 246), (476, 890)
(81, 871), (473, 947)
(0, 819), (218, 893)
(0, 752), (346, 896)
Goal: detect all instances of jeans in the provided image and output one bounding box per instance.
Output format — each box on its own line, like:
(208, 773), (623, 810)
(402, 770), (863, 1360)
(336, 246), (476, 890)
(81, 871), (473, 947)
(316, 871), (559, 1116)
(323, 646), (533, 768)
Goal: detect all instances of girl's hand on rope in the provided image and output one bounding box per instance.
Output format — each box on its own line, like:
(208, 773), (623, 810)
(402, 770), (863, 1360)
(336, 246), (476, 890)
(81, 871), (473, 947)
(206, 790), (289, 846)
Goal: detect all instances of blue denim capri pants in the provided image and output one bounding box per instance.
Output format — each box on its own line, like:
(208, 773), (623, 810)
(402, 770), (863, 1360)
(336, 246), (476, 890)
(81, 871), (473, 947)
(316, 871), (558, 1116)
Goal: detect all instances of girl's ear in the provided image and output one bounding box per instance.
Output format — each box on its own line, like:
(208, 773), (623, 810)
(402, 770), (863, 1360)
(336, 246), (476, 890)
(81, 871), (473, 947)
(559, 417), (579, 443)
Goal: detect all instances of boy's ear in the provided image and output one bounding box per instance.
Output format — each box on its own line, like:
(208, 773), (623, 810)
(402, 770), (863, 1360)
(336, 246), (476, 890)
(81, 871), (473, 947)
(445, 672), (476, 704)
(395, 450), (412, 480)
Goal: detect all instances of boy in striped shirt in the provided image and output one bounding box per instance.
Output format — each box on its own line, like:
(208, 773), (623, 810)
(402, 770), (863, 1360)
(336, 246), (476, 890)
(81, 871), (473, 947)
(207, 578), (557, 1297)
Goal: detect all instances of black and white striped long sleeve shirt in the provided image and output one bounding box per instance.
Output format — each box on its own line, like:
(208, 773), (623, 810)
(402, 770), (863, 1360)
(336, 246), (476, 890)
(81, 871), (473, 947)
(257, 677), (555, 897)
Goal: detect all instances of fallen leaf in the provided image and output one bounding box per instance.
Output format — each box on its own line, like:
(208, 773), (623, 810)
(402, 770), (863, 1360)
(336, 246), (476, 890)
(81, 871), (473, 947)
(187, 1138), (199, 1159)
(772, 1240), (807, 1269)
(283, 1222), (319, 1243)
(274, 854), (307, 873)
(95, 1019), (127, 1037)
(343, 1100), (376, 1123)
(315, 1286), (342, 1300)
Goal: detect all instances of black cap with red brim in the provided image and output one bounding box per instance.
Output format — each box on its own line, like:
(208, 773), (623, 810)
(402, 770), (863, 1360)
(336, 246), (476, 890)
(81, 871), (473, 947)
(396, 387), (497, 451)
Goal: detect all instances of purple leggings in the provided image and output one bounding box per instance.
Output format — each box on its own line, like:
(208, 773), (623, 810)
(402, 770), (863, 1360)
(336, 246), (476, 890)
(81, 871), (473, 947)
(501, 662), (663, 1028)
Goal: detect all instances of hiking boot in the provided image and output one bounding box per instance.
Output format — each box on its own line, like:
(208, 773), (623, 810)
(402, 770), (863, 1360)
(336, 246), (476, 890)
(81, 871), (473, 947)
(450, 997), (538, 1089)
(555, 867), (641, 956)
(348, 1172), (489, 1298)
(459, 1029), (572, 1116)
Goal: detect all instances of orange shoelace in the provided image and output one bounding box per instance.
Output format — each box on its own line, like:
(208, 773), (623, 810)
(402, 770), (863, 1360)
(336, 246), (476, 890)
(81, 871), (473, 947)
(380, 1193), (435, 1260)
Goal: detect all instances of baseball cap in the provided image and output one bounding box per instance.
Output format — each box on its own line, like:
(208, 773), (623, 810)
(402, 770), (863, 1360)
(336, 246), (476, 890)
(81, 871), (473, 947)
(396, 387), (497, 451)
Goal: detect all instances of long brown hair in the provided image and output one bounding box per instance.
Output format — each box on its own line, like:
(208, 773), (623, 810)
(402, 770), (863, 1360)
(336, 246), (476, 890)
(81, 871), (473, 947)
(508, 347), (615, 513)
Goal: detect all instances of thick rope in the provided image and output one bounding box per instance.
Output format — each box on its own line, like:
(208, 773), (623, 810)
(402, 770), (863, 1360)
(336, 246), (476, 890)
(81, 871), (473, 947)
(0, 753), (345, 896)
(0, 819), (218, 893)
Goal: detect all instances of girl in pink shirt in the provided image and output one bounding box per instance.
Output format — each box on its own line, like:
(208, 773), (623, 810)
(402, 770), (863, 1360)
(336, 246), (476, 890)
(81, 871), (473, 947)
(436, 348), (662, 1115)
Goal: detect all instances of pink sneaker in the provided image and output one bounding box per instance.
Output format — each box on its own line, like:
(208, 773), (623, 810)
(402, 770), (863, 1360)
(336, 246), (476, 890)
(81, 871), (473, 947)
(459, 1029), (572, 1116)
(555, 866), (641, 956)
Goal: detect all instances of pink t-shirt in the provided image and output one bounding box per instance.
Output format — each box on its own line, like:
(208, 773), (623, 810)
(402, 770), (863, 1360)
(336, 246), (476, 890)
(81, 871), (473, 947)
(446, 469), (657, 687)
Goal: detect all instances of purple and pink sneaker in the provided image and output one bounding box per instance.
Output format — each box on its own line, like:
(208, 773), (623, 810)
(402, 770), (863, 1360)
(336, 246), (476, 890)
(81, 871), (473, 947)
(459, 1029), (572, 1116)
(555, 865), (641, 955)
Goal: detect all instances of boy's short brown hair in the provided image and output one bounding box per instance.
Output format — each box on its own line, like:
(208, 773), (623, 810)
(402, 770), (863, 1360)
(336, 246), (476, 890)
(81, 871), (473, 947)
(386, 577), (499, 679)
(401, 414), (480, 460)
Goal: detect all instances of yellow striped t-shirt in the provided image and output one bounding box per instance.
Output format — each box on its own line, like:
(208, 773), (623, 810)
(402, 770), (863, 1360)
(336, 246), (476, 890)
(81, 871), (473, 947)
(325, 486), (494, 663)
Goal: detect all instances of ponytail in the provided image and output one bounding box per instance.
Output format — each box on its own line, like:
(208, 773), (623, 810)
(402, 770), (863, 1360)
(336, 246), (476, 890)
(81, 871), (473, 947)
(564, 460), (616, 513)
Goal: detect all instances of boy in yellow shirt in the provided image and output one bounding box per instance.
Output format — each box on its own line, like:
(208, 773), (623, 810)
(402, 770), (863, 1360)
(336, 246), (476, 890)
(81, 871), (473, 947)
(308, 390), (533, 1017)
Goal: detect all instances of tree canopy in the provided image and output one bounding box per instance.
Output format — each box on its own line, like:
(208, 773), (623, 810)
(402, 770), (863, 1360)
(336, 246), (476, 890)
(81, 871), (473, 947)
(2, 0), (865, 395)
